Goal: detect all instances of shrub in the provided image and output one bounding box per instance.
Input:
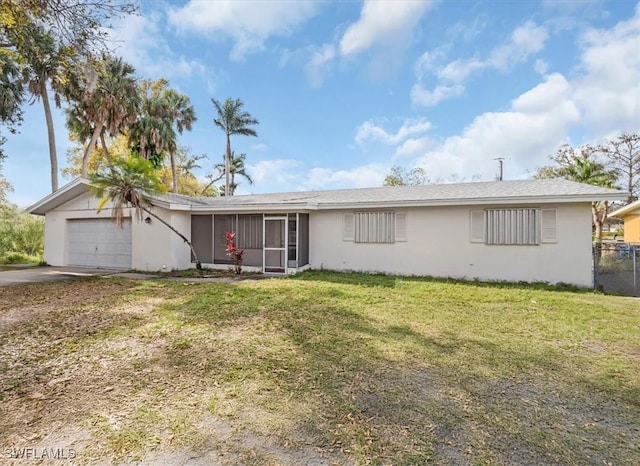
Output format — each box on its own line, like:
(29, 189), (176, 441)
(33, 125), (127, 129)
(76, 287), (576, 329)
(0, 206), (44, 261)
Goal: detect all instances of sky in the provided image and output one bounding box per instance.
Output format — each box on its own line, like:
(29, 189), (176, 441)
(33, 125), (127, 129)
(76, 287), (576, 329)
(3, 0), (640, 207)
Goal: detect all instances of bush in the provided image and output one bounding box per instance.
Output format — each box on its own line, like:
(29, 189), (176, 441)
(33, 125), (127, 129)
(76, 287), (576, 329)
(0, 206), (44, 262)
(0, 252), (40, 264)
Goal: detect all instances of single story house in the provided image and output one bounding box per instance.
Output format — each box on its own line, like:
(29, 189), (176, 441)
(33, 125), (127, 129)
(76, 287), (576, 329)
(28, 178), (626, 287)
(609, 199), (640, 243)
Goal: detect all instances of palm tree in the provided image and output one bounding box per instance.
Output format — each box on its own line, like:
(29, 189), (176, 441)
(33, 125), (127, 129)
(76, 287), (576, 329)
(66, 55), (139, 177)
(162, 89), (196, 193)
(90, 156), (201, 269)
(20, 23), (75, 191)
(211, 98), (258, 196)
(213, 152), (253, 195)
(536, 144), (618, 245)
(129, 80), (196, 193)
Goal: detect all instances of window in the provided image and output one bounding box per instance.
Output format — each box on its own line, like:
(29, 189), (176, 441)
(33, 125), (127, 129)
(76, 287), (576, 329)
(357, 212), (396, 243)
(541, 209), (557, 243)
(487, 208), (539, 245)
(343, 211), (407, 243)
(236, 215), (262, 249)
(470, 208), (556, 246)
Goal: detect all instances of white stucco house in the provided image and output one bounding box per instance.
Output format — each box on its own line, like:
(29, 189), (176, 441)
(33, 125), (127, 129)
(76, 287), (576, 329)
(28, 178), (626, 287)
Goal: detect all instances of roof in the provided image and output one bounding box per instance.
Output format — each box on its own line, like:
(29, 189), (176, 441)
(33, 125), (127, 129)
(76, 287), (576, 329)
(29, 177), (627, 215)
(608, 199), (640, 218)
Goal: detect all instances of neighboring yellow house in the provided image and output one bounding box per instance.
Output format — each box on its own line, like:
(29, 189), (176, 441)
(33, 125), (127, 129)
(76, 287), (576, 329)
(609, 200), (640, 243)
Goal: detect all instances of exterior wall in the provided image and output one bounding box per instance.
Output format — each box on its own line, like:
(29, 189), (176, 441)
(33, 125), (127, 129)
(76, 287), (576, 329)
(623, 214), (640, 244)
(309, 203), (594, 287)
(44, 191), (193, 271)
(43, 192), (131, 267)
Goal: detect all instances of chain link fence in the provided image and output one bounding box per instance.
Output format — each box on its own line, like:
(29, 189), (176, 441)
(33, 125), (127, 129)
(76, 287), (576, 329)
(594, 243), (639, 296)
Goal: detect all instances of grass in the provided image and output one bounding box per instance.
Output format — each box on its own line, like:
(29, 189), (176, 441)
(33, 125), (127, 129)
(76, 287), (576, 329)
(0, 252), (42, 266)
(0, 271), (638, 465)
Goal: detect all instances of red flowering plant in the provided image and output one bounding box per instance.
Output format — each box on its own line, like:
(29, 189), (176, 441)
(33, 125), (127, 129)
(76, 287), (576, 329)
(225, 232), (245, 274)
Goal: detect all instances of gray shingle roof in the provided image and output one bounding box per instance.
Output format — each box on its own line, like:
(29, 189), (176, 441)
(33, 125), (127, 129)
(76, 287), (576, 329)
(153, 179), (626, 210)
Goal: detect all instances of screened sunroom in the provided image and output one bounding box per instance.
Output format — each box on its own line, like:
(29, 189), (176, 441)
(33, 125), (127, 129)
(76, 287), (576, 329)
(191, 213), (309, 273)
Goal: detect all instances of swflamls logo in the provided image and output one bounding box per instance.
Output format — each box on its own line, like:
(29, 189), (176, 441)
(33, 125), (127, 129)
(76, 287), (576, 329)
(2, 447), (77, 460)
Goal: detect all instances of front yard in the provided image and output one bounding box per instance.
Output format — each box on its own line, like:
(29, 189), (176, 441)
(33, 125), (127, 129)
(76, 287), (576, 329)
(0, 271), (638, 465)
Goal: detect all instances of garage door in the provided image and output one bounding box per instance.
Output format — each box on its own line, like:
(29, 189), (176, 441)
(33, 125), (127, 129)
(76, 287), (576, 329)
(67, 219), (132, 268)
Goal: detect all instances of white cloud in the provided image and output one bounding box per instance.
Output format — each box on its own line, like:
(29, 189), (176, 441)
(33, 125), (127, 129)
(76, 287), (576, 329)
(412, 21), (549, 106)
(168, 0), (318, 61)
(339, 0), (435, 56)
(534, 58), (549, 75)
(394, 137), (431, 158)
(572, 3), (640, 134)
(413, 73), (580, 181)
(304, 43), (336, 87)
(488, 21), (549, 71)
(109, 13), (208, 82)
(410, 83), (465, 107)
(355, 119), (432, 146)
(438, 59), (484, 83)
(414, 47), (449, 80)
(307, 164), (388, 189)
(243, 158), (388, 192)
(250, 143), (268, 152)
(248, 159), (302, 185)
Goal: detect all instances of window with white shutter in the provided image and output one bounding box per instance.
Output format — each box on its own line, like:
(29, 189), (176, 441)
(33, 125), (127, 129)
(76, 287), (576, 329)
(469, 210), (485, 243)
(541, 209), (557, 243)
(486, 208), (540, 245)
(343, 213), (355, 241)
(395, 212), (408, 242)
(355, 212), (395, 243)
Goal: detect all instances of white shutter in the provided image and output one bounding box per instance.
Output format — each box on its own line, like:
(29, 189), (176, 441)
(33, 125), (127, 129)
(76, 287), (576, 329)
(343, 213), (354, 241)
(470, 210), (485, 243)
(541, 209), (557, 243)
(395, 212), (407, 242)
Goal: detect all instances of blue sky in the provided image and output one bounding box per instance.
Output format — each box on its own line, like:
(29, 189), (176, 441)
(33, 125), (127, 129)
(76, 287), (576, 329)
(4, 0), (640, 206)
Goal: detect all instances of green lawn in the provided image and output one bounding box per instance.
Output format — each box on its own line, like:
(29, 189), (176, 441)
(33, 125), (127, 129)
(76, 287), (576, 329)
(0, 271), (638, 465)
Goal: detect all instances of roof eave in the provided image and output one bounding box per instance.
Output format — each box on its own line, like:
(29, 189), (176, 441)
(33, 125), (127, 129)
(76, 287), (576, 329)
(315, 193), (626, 210)
(27, 178), (90, 215)
(608, 199), (640, 218)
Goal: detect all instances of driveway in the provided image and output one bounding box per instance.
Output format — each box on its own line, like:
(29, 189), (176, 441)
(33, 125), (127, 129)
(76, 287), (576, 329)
(0, 266), (120, 286)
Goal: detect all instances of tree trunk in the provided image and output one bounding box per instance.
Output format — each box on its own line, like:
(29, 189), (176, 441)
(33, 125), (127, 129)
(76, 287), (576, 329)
(592, 201), (606, 246)
(225, 134), (231, 197)
(141, 205), (201, 269)
(629, 166), (634, 204)
(170, 151), (178, 194)
(100, 133), (110, 160)
(40, 80), (58, 192)
(82, 123), (103, 178)
(230, 170), (235, 195)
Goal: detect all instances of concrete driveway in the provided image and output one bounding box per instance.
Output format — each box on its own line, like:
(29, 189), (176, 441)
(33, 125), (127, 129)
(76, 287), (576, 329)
(0, 266), (120, 286)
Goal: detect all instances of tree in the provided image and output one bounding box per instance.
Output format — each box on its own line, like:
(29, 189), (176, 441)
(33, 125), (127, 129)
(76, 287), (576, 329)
(206, 152), (253, 195)
(90, 156), (202, 269)
(157, 150), (216, 197)
(0, 156), (13, 210)
(0, 53), (25, 159)
(2, 11), (77, 191)
(211, 98), (258, 196)
(1, 0), (137, 189)
(383, 165), (430, 186)
(129, 79), (197, 194)
(599, 132), (640, 204)
(535, 144), (618, 244)
(63, 135), (215, 196)
(161, 87), (197, 193)
(1, 0), (137, 56)
(66, 54), (139, 177)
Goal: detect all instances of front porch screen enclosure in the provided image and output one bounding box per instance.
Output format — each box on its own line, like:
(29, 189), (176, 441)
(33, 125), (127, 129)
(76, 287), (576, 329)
(191, 213), (309, 273)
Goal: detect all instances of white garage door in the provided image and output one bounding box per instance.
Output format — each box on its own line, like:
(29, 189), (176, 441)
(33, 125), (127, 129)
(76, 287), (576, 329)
(68, 219), (132, 268)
